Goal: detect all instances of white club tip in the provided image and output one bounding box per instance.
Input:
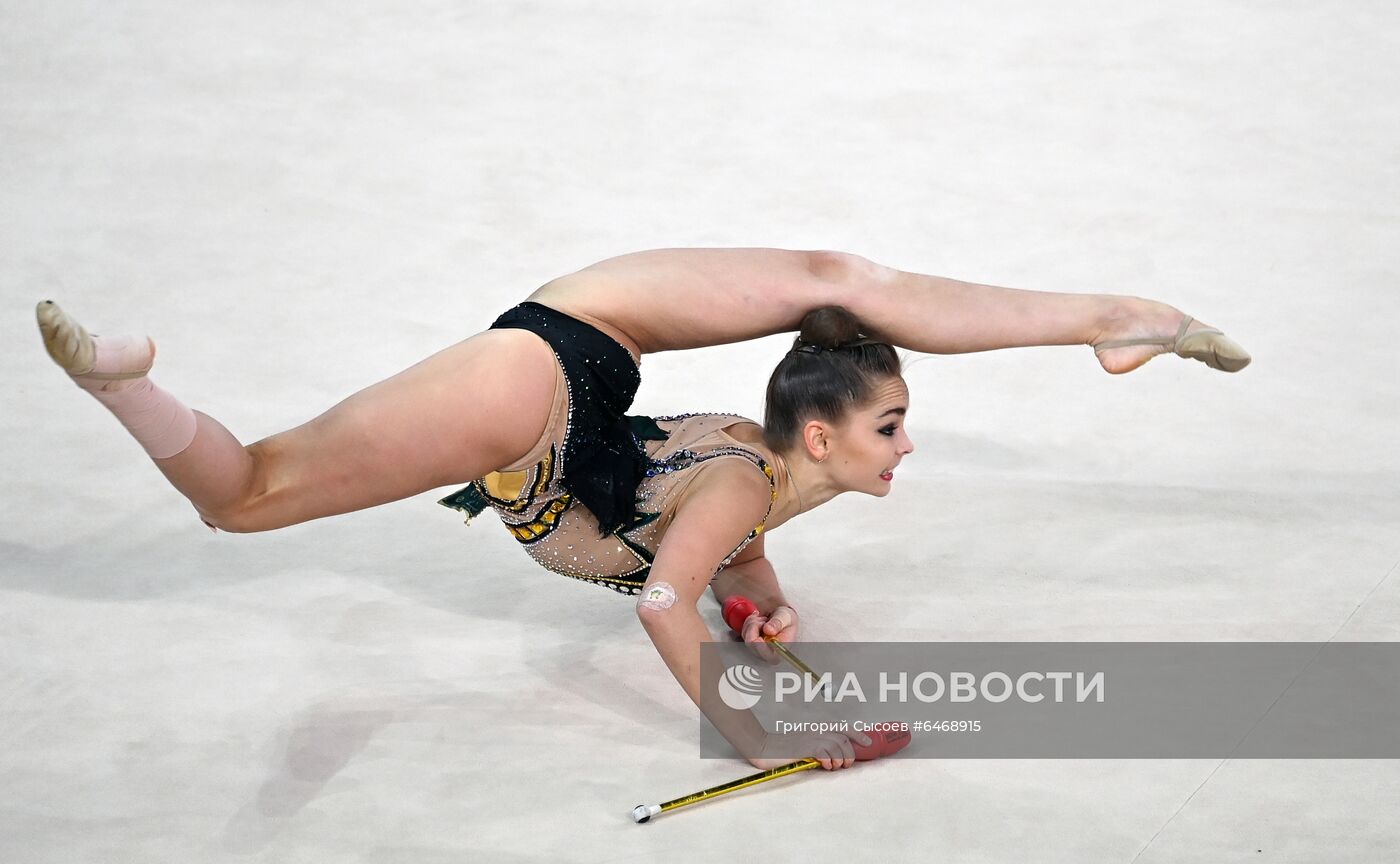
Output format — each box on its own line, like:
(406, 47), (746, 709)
(631, 803), (661, 823)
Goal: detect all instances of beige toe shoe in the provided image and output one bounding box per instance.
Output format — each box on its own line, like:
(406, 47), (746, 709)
(1094, 315), (1252, 373)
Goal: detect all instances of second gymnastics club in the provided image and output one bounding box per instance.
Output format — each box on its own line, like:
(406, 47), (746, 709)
(629, 596), (910, 823)
(720, 594), (911, 762)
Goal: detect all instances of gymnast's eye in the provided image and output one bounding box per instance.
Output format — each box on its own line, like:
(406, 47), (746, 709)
(879, 424), (898, 436)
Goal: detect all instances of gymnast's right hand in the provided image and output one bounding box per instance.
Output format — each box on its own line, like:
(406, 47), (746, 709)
(747, 729), (874, 771)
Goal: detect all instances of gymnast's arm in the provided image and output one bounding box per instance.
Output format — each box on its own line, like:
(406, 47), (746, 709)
(710, 535), (785, 611)
(711, 537), (800, 650)
(635, 463), (775, 762)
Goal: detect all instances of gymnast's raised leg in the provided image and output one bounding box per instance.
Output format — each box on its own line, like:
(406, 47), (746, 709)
(528, 247), (1249, 374)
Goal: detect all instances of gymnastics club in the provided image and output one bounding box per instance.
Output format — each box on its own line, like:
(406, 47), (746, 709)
(630, 596), (911, 823)
(631, 758), (828, 823)
(721, 595), (832, 697)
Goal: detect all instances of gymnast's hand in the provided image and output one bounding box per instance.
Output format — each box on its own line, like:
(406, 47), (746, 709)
(741, 604), (798, 665)
(748, 728), (873, 771)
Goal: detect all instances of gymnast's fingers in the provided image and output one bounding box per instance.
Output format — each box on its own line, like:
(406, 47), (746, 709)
(742, 614), (778, 663)
(762, 605), (797, 638)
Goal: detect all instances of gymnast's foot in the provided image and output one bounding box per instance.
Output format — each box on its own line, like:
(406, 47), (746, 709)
(36, 300), (156, 390)
(36, 298), (199, 463)
(1091, 298), (1251, 375)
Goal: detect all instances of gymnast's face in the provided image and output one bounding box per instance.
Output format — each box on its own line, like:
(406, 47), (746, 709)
(827, 375), (914, 496)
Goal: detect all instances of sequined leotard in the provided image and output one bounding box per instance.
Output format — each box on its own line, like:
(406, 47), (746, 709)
(440, 412), (777, 595)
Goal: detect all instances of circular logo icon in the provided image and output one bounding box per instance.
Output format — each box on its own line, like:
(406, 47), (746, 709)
(718, 663), (764, 710)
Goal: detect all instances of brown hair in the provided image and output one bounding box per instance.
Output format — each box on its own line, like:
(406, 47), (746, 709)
(762, 306), (904, 453)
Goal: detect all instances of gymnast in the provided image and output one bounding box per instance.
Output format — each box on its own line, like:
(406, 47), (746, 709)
(35, 247), (1250, 771)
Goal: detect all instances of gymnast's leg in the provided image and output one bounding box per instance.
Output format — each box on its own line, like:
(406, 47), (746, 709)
(529, 247), (1247, 374)
(36, 301), (559, 533)
(818, 252), (1247, 374)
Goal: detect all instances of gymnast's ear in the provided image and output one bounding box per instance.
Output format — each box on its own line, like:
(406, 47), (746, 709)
(798, 419), (832, 463)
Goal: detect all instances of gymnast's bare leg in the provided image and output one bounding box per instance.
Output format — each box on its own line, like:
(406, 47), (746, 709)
(37, 301), (566, 534)
(37, 247), (1243, 535)
(529, 247), (1246, 374)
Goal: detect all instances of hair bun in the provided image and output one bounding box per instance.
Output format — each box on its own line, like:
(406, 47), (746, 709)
(795, 305), (863, 351)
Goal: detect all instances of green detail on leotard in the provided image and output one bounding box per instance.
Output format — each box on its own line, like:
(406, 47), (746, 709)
(626, 414), (670, 442)
(437, 482), (490, 522)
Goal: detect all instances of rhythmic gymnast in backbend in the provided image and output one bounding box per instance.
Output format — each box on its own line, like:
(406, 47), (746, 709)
(36, 247), (1250, 771)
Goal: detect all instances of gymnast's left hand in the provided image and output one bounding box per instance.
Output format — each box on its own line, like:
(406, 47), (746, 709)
(742, 605), (798, 664)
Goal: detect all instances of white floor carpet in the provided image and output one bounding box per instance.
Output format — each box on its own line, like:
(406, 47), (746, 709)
(3, 2), (1397, 861)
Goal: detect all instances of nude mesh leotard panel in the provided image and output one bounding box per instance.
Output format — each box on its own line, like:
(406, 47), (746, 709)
(441, 409), (776, 595)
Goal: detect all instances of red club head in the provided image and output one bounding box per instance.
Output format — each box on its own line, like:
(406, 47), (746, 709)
(722, 595), (759, 635)
(853, 724), (913, 761)
(879, 725), (912, 756)
(852, 733), (884, 761)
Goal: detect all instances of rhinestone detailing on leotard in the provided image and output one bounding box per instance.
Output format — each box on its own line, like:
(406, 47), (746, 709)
(439, 413), (776, 595)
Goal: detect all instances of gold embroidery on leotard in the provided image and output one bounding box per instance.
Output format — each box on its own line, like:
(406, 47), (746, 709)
(475, 445), (560, 515)
(483, 469), (527, 501)
(508, 493), (573, 543)
(445, 413), (779, 598)
(530, 446), (556, 499)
